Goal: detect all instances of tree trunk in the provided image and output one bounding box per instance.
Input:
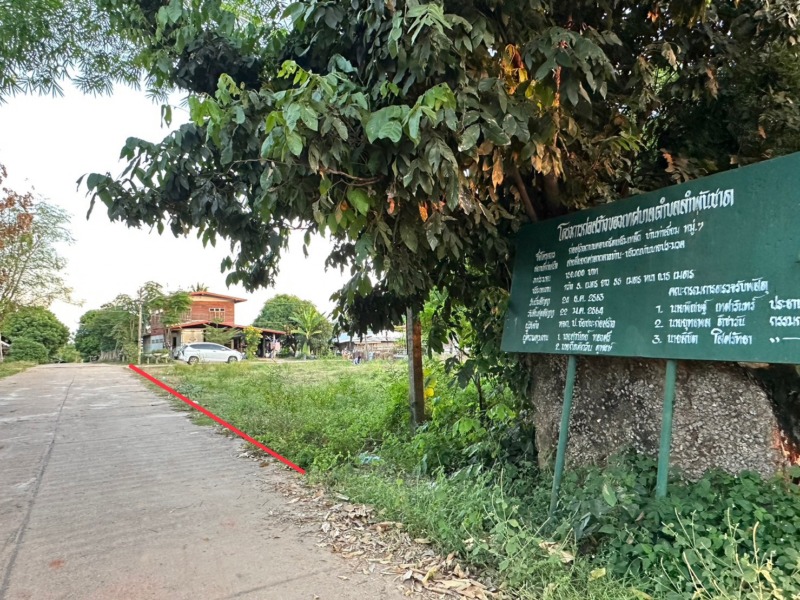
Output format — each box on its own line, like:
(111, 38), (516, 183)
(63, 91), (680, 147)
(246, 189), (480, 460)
(527, 355), (798, 480)
(406, 307), (426, 431)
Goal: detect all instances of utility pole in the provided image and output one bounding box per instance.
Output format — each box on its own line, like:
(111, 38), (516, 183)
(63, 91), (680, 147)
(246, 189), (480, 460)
(405, 307), (426, 431)
(137, 287), (143, 365)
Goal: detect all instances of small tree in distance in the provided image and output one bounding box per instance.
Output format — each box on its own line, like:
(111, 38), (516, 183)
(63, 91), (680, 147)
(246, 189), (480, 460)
(242, 326), (261, 359)
(204, 324), (236, 346)
(290, 306), (329, 356)
(150, 290), (192, 354)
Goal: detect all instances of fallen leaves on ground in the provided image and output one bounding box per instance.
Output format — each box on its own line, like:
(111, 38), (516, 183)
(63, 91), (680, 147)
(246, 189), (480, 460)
(254, 458), (500, 599)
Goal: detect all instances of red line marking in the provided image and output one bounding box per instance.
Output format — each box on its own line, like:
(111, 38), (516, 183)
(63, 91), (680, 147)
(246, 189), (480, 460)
(129, 364), (306, 475)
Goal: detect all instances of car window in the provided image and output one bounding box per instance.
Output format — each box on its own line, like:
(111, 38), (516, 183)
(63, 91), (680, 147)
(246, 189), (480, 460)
(190, 343), (213, 350)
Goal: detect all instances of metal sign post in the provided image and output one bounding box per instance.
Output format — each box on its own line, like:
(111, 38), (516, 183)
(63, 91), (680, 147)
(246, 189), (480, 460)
(549, 355), (577, 517)
(656, 359), (678, 497)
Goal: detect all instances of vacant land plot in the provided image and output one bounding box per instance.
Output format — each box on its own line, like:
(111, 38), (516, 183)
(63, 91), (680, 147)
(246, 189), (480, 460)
(153, 359), (800, 600)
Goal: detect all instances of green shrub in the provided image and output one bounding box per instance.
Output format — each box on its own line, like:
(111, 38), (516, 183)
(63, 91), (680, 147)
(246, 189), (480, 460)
(53, 344), (82, 363)
(551, 456), (800, 599)
(8, 338), (50, 363)
(2, 307), (69, 356)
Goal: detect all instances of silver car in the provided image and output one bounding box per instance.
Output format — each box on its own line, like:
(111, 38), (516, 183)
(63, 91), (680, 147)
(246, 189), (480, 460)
(174, 343), (244, 365)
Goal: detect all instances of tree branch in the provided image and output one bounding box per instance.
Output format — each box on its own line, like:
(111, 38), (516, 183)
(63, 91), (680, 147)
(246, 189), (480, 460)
(511, 165), (539, 222)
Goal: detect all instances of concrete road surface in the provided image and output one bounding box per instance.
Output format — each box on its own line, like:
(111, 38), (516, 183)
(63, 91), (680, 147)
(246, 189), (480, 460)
(0, 364), (403, 600)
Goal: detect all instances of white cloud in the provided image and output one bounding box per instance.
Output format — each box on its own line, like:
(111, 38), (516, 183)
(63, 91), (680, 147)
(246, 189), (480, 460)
(0, 85), (347, 332)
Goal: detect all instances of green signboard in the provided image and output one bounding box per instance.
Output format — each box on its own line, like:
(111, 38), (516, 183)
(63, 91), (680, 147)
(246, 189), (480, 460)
(501, 152), (800, 363)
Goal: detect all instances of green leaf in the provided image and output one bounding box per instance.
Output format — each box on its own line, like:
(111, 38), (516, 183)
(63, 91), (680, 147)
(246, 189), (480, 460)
(406, 108), (422, 145)
(300, 106), (319, 131)
(565, 79), (579, 106)
(534, 56), (557, 81)
(85, 173), (109, 192)
(458, 124), (480, 152)
(329, 54), (356, 74)
(285, 130), (303, 156)
(346, 188), (371, 215)
(265, 111), (283, 133)
(364, 106), (407, 143)
(282, 2), (305, 22)
(589, 567), (607, 580)
(165, 0), (182, 23)
(221, 140), (233, 164)
(331, 117), (348, 141)
(285, 104), (302, 132)
(482, 121), (510, 146)
(319, 177), (332, 196)
(601, 482), (617, 507)
(400, 223), (418, 252)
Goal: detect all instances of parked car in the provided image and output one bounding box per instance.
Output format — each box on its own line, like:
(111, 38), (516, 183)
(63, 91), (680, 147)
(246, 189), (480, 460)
(173, 343), (244, 365)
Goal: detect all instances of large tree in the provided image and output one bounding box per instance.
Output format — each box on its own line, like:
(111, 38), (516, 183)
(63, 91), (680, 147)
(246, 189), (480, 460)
(0, 0), (142, 100)
(0, 165), (73, 320)
(86, 0), (800, 471)
(254, 294), (331, 354)
(253, 294), (315, 332)
(74, 282), (186, 361)
(1, 306), (69, 357)
(74, 308), (121, 359)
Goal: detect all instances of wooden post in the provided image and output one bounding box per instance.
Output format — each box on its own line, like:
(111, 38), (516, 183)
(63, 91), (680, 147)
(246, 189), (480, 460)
(549, 355), (577, 518)
(406, 307), (426, 431)
(656, 359), (678, 497)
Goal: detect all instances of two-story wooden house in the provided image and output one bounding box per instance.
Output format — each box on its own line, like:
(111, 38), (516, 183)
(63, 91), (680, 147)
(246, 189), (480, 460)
(144, 291), (283, 355)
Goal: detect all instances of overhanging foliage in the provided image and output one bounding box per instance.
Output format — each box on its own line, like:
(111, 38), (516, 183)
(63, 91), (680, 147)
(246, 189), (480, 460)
(86, 0), (800, 372)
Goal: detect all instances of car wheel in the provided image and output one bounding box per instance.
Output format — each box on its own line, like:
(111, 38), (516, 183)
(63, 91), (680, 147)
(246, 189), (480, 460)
(187, 356), (199, 365)
(227, 356), (238, 363)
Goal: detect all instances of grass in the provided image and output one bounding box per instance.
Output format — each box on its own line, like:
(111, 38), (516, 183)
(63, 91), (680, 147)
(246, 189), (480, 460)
(155, 359), (411, 470)
(151, 359), (644, 598)
(0, 360), (35, 379)
(152, 358), (800, 600)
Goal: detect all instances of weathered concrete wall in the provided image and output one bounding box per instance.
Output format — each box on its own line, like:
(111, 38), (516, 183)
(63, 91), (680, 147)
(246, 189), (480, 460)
(529, 355), (788, 480)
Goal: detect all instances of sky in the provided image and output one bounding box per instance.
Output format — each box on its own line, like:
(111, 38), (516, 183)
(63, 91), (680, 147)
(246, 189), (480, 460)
(0, 85), (348, 332)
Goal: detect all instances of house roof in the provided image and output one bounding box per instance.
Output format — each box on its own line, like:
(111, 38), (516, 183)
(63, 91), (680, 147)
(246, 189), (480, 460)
(168, 320), (284, 336)
(188, 291), (247, 303)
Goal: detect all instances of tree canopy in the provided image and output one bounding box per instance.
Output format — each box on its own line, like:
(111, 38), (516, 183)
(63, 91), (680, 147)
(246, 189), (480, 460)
(0, 0), (142, 100)
(254, 294), (315, 332)
(74, 282), (189, 360)
(86, 0), (800, 375)
(1, 306), (69, 357)
(254, 293), (332, 354)
(0, 165), (73, 320)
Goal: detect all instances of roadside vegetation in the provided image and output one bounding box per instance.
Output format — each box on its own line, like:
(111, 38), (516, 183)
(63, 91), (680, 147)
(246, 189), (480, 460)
(0, 360), (35, 379)
(157, 360), (800, 600)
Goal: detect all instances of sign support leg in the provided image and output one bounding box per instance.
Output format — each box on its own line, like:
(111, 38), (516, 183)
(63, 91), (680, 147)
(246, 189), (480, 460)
(549, 354), (577, 517)
(656, 359), (678, 498)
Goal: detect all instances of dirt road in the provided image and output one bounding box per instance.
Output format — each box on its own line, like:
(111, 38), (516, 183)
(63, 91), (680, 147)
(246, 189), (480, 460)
(0, 364), (403, 599)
